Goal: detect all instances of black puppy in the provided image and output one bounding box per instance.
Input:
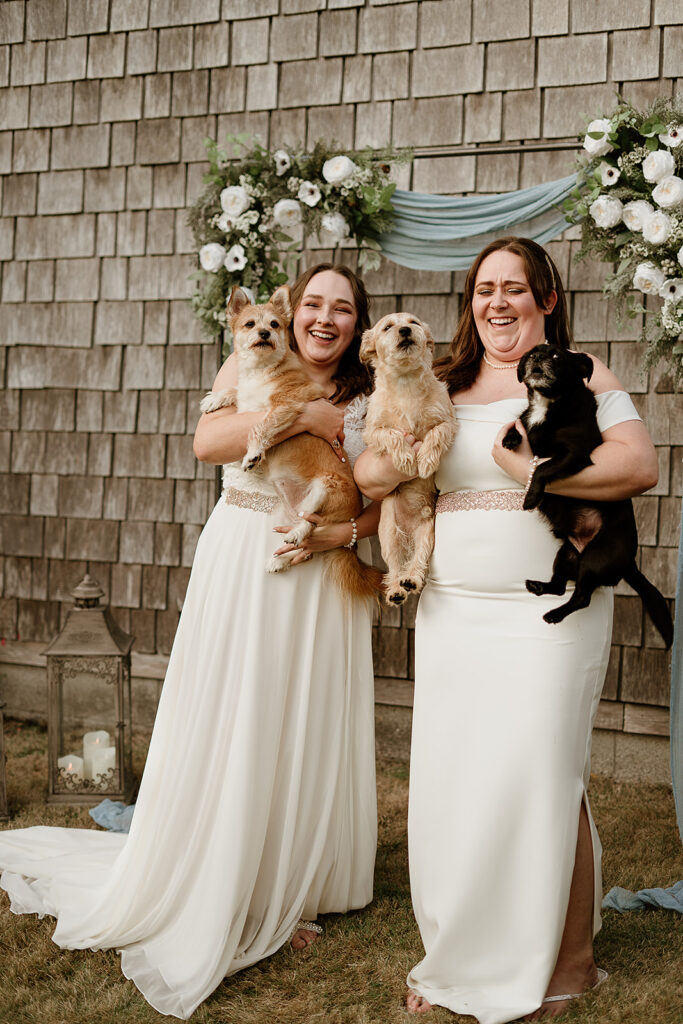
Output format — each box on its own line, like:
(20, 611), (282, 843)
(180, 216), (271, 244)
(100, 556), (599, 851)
(502, 344), (673, 646)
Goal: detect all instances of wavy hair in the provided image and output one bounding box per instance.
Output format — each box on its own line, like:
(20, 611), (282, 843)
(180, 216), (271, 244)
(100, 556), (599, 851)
(434, 237), (571, 394)
(289, 263), (373, 404)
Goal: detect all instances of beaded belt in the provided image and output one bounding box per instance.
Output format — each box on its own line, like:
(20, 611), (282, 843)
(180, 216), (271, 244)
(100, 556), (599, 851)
(223, 485), (280, 514)
(436, 489), (525, 513)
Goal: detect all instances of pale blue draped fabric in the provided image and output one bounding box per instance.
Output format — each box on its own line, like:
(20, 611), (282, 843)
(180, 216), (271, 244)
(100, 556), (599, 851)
(671, 487), (683, 844)
(380, 175), (577, 270)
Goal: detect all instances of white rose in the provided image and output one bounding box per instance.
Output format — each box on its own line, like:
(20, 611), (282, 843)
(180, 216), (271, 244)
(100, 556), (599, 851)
(659, 278), (683, 302)
(321, 211), (350, 244)
(658, 126), (683, 148)
(199, 242), (227, 273)
(298, 181), (321, 207)
(632, 261), (666, 294)
(216, 211), (234, 233)
(622, 200), (654, 232)
(220, 185), (250, 218)
(651, 175), (683, 209)
(583, 119), (613, 157)
(272, 198), (302, 230)
(642, 149), (676, 183)
(599, 162), (620, 186)
(678, 244), (683, 269)
(224, 243), (247, 272)
(642, 210), (672, 245)
(322, 155), (358, 185)
(589, 195), (623, 229)
(273, 149), (291, 176)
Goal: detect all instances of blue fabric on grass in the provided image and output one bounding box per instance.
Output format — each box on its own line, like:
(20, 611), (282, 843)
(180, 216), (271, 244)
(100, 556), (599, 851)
(89, 798), (134, 833)
(602, 881), (683, 914)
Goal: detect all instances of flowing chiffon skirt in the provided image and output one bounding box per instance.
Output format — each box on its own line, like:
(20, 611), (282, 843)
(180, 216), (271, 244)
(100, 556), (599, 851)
(0, 498), (377, 1019)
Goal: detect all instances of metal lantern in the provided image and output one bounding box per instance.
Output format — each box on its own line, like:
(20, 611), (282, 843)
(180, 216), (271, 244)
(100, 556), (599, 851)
(44, 574), (135, 805)
(0, 702), (8, 821)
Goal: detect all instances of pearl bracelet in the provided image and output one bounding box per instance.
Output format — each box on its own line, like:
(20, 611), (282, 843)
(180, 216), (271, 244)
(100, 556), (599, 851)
(344, 517), (358, 549)
(524, 455), (540, 497)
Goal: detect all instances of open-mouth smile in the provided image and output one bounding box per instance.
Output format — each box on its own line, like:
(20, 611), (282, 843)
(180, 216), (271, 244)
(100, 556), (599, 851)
(488, 317), (516, 327)
(309, 329), (336, 341)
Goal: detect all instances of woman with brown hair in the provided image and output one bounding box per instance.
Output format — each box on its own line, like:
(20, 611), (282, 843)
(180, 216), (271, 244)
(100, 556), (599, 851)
(0, 264), (380, 1018)
(355, 237), (658, 1021)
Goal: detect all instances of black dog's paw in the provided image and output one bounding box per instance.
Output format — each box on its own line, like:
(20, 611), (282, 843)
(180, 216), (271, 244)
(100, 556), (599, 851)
(502, 427), (522, 451)
(543, 607), (566, 625)
(523, 484), (542, 510)
(526, 579), (546, 595)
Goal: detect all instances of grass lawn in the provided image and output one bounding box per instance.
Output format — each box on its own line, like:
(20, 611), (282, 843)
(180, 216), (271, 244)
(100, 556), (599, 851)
(0, 719), (681, 1024)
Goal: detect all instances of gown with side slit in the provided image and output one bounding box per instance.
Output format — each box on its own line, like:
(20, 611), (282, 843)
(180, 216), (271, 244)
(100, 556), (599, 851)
(0, 394), (377, 1020)
(406, 390), (640, 1024)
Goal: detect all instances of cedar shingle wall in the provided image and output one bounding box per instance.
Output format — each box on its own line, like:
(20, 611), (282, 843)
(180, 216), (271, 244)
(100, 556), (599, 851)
(0, 0), (681, 729)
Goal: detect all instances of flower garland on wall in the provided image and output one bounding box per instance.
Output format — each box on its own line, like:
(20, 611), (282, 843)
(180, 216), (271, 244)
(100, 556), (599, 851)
(188, 135), (406, 337)
(564, 99), (683, 379)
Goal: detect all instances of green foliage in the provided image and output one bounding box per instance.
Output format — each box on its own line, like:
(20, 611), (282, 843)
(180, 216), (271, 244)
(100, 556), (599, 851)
(187, 136), (411, 341)
(565, 98), (683, 380)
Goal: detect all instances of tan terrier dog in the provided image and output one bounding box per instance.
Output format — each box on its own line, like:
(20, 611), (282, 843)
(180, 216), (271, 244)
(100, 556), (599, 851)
(201, 285), (382, 601)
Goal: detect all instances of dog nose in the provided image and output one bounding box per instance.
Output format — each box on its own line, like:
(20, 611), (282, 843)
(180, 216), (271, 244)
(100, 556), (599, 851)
(398, 326), (412, 337)
(258, 329), (270, 340)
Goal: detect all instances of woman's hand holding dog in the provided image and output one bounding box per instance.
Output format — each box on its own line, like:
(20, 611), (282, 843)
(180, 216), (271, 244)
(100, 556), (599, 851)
(297, 398), (346, 460)
(492, 419), (534, 485)
(273, 503), (382, 564)
(353, 434), (422, 500)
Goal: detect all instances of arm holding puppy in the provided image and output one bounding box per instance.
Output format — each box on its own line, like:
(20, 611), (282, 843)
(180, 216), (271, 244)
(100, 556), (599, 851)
(273, 501), (382, 564)
(193, 353), (347, 465)
(492, 358), (658, 500)
(353, 435), (423, 500)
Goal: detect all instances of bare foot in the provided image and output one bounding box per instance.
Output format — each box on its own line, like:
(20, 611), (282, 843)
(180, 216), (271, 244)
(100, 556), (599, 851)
(406, 988), (432, 1014)
(290, 927), (321, 950)
(523, 963), (599, 1020)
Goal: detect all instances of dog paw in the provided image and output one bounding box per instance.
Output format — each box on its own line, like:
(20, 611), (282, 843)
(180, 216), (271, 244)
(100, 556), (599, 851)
(242, 451), (263, 472)
(416, 452), (439, 479)
(502, 427), (522, 451)
(266, 555), (291, 573)
(386, 588), (407, 605)
(522, 488), (541, 511)
(525, 579), (546, 596)
(399, 577), (419, 592)
(393, 450), (417, 475)
(543, 607), (565, 625)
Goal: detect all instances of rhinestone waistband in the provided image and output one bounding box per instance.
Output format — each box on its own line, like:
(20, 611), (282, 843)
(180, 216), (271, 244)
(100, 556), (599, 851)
(223, 485), (280, 514)
(436, 489), (525, 513)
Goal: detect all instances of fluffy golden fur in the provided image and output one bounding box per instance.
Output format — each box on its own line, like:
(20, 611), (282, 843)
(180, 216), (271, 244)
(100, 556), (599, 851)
(361, 312), (457, 604)
(200, 285), (382, 602)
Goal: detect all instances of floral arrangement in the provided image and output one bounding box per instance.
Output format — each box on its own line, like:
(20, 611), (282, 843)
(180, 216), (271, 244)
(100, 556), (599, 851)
(188, 135), (406, 337)
(564, 98), (683, 378)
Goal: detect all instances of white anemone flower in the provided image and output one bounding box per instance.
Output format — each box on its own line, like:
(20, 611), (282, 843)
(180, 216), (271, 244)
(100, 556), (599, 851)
(224, 244), (247, 272)
(216, 211), (234, 233)
(632, 262), (666, 294)
(651, 175), (683, 209)
(199, 242), (227, 273)
(642, 149), (676, 183)
(272, 198), (303, 230)
(583, 119), (613, 157)
(622, 200), (654, 232)
(273, 150), (291, 176)
(321, 211), (350, 244)
(599, 162), (620, 186)
(589, 195), (623, 229)
(322, 155), (358, 185)
(642, 210), (672, 245)
(658, 278), (683, 302)
(220, 185), (250, 219)
(298, 181), (321, 207)
(658, 126), (683, 148)
(678, 243), (683, 269)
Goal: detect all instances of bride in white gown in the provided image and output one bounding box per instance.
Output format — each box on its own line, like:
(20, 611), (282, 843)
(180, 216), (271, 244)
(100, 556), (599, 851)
(0, 264), (380, 1020)
(355, 238), (658, 1023)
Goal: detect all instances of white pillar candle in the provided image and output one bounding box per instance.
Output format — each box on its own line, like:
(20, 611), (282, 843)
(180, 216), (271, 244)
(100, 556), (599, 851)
(57, 753), (83, 783)
(83, 730), (112, 779)
(90, 745), (116, 782)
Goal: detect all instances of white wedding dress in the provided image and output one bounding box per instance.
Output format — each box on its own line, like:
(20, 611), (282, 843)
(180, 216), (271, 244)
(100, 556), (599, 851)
(0, 395), (377, 1020)
(407, 391), (640, 1024)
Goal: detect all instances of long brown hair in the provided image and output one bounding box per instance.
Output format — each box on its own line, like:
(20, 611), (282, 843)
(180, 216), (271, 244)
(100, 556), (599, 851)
(289, 262), (372, 404)
(434, 237), (571, 394)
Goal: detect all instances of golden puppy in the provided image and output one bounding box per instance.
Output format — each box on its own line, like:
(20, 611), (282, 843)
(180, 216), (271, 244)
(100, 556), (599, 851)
(200, 285), (382, 601)
(361, 312), (457, 604)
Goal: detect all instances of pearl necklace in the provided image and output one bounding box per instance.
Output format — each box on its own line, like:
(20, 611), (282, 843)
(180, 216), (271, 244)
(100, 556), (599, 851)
(483, 352), (520, 370)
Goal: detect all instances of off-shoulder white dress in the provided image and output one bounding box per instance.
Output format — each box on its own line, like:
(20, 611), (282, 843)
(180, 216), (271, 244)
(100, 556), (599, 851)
(0, 395), (377, 1020)
(407, 390), (640, 1024)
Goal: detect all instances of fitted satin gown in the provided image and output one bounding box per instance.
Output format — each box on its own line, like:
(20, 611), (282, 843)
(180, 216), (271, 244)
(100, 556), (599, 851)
(0, 394), (377, 1020)
(407, 390), (640, 1024)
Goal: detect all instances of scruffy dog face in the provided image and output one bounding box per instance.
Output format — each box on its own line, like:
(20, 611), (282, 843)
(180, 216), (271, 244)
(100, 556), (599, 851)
(227, 285), (293, 367)
(359, 312), (434, 372)
(517, 344), (593, 394)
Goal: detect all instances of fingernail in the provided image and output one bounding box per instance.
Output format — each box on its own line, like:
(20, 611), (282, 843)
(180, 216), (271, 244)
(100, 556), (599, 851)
(298, 511), (304, 517)
(341, 457), (346, 462)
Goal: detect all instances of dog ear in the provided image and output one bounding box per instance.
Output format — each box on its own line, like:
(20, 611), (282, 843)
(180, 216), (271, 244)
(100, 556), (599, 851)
(269, 285), (292, 323)
(227, 285), (250, 319)
(575, 352), (594, 382)
(422, 321), (435, 351)
(516, 352), (529, 382)
(359, 326), (377, 365)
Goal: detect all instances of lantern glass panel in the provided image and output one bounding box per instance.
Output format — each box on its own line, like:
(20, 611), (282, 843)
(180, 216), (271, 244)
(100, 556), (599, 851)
(56, 658), (119, 794)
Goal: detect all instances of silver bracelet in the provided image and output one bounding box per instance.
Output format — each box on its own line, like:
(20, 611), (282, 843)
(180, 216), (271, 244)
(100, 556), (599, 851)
(344, 517), (358, 549)
(524, 455), (540, 497)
